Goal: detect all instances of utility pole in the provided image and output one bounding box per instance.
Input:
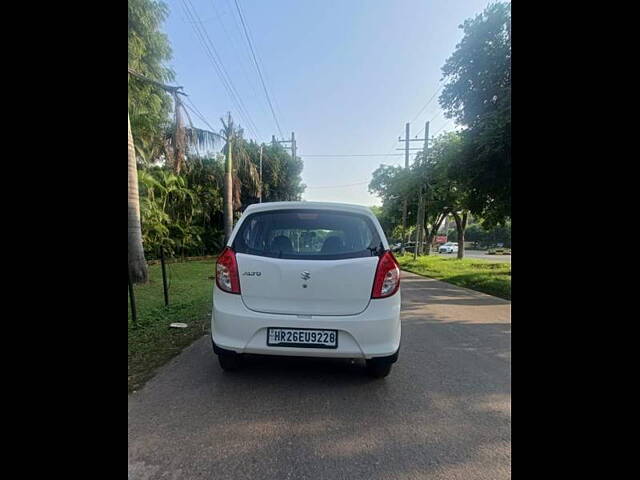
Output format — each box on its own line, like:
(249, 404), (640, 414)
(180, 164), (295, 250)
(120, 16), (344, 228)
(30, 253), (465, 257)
(291, 131), (297, 163)
(276, 131), (297, 160)
(401, 123), (409, 254)
(397, 123), (427, 255)
(415, 121), (429, 257)
(128, 69), (187, 173)
(259, 144), (263, 203)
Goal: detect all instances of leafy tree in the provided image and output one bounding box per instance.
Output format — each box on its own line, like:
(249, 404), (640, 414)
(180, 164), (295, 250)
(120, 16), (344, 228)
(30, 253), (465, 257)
(369, 164), (418, 247)
(439, 1), (511, 227)
(237, 141), (305, 209)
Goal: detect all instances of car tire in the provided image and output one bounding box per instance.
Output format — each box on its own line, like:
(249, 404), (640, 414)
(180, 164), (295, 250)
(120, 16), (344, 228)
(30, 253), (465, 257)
(366, 358), (393, 378)
(218, 352), (242, 371)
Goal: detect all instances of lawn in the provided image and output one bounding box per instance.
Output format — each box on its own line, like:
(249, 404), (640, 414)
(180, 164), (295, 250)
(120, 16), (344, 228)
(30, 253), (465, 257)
(395, 253), (511, 300)
(128, 259), (216, 392)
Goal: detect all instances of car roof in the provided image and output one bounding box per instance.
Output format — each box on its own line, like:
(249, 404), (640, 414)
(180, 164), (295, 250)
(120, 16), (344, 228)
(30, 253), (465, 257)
(243, 201), (374, 216)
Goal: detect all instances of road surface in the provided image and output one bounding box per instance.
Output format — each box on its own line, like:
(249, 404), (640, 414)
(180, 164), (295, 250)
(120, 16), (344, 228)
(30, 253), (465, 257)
(434, 250), (511, 263)
(128, 271), (511, 480)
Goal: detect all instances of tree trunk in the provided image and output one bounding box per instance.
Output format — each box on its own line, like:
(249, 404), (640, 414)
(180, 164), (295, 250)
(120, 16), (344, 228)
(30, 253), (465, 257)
(425, 212), (446, 255)
(128, 112), (148, 284)
(453, 211), (468, 259)
(223, 139), (234, 243)
(401, 199), (407, 254)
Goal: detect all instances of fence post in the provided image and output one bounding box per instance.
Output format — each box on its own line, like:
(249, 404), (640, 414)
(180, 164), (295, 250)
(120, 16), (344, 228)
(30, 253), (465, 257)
(160, 246), (169, 306)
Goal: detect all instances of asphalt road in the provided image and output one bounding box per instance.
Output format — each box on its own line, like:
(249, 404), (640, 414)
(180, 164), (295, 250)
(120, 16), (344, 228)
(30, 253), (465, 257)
(128, 271), (511, 480)
(434, 250), (512, 263)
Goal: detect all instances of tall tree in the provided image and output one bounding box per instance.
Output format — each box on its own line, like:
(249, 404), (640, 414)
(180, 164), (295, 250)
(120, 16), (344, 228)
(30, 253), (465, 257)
(128, 0), (174, 282)
(128, 113), (148, 283)
(128, 0), (174, 162)
(218, 113), (260, 241)
(439, 2), (511, 227)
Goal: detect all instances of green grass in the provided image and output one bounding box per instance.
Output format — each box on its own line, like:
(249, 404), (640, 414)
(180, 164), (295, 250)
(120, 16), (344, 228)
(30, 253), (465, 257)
(128, 259), (216, 392)
(396, 254), (511, 300)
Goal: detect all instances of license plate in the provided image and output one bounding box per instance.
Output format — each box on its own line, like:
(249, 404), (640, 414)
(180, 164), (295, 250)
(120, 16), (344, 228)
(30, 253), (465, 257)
(267, 328), (338, 349)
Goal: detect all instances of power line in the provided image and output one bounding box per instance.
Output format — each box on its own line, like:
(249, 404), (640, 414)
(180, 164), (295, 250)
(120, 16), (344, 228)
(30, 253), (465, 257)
(209, 0), (263, 107)
(301, 153), (404, 157)
(181, 0), (261, 139)
(410, 83), (443, 124)
(414, 111), (446, 138)
(185, 0), (260, 138)
(429, 110), (443, 124)
(305, 180), (370, 189)
(432, 119), (456, 136)
(182, 99), (218, 133)
(233, 0), (284, 139)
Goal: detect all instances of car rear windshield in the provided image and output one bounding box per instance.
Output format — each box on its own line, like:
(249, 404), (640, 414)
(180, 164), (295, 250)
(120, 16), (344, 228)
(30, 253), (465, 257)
(233, 209), (383, 260)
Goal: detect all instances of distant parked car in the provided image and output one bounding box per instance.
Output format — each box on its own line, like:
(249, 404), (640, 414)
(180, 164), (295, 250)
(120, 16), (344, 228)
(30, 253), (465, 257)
(438, 242), (459, 254)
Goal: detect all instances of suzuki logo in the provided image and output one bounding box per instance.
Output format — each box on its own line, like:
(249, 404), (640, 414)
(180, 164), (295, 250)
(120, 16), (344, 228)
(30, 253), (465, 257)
(300, 271), (311, 281)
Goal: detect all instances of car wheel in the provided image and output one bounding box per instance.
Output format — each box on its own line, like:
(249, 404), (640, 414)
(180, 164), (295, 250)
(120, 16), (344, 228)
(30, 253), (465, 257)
(218, 352), (242, 371)
(366, 358), (393, 378)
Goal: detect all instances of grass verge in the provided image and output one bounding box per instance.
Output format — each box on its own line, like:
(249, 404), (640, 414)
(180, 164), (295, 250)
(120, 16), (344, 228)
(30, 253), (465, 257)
(396, 253), (511, 300)
(128, 259), (216, 393)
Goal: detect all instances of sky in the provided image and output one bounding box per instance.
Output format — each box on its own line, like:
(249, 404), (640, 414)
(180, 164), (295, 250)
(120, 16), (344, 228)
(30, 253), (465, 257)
(165, 0), (490, 206)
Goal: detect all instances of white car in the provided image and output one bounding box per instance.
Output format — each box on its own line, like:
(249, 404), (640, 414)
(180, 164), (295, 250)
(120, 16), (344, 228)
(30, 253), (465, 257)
(438, 242), (459, 254)
(212, 201), (401, 378)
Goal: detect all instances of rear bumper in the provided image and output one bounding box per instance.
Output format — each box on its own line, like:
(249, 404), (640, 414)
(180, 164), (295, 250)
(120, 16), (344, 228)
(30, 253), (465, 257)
(211, 285), (401, 360)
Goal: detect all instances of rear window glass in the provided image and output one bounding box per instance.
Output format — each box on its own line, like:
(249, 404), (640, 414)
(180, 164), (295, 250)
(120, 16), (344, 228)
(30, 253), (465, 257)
(233, 209), (383, 260)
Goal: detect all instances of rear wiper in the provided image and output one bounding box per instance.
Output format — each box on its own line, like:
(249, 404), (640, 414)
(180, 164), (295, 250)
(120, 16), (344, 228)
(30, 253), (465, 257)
(368, 244), (384, 256)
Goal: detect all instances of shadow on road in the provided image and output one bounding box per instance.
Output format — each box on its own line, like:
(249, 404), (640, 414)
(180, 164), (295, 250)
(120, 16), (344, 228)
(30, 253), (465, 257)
(129, 272), (511, 479)
(400, 276), (509, 306)
(129, 325), (510, 479)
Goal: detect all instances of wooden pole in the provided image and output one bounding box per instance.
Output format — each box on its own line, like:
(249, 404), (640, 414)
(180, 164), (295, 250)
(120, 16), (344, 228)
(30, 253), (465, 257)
(160, 247), (169, 306)
(401, 122), (410, 254)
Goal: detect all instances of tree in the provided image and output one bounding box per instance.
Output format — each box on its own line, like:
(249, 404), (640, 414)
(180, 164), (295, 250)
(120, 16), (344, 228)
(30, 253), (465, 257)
(430, 132), (471, 258)
(128, 0), (174, 162)
(369, 164), (417, 247)
(259, 142), (305, 203)
(128, 113), (148, 283)
(218, 113), (260, 241)
(128, 0), (174, 283)
(439, 2), (511, 227)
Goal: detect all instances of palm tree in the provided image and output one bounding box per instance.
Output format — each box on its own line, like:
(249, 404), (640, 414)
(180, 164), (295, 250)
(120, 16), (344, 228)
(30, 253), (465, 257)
(128, 112), (148, 284)
(219, 113), (260, 242)
(161, 96), (220, 173)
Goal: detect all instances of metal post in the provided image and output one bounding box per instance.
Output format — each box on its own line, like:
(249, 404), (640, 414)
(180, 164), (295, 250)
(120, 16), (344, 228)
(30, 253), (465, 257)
(128, 268), (137, 324)
(160, 247), (169, 306)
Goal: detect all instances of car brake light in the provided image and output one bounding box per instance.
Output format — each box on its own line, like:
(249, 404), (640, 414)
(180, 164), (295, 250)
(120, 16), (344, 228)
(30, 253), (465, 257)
(371, 251), (400, 298)
(216, 247), (241, 294)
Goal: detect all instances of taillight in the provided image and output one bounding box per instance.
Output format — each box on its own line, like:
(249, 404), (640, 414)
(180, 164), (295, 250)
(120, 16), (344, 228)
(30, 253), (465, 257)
(216, 247), (241, 294)
(371, 251), (400, 298)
